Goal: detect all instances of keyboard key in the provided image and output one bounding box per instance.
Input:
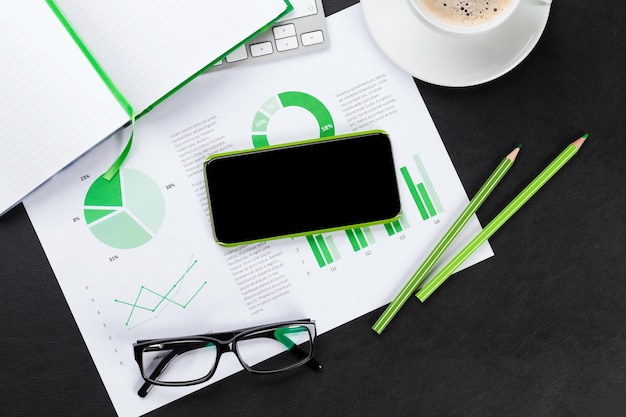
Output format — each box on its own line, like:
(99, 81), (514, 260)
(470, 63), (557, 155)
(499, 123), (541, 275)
(273, 24), (296, 40)
(250, 41), (274, 57)
(276, 36), (298, 52)
(301, 30), (324, 46)
(225, 45), (248, 62)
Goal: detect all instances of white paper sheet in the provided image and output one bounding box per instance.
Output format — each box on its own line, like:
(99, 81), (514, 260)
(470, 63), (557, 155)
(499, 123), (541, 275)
(24, 5), (493, 416)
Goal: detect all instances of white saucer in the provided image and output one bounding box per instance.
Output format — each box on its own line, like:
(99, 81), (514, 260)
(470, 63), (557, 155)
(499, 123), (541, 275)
(360, 0), (552, 87)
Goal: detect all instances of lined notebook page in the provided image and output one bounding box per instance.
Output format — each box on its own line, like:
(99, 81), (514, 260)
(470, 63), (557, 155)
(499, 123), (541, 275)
(54, 0), (291, 114)
(0, 3), (129, 215)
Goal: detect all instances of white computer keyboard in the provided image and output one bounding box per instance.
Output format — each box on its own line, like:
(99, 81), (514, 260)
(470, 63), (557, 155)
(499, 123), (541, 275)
(207, 0), (328, 72)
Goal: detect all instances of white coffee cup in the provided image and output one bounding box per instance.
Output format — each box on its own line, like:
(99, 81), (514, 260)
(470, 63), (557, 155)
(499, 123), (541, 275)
(409, 0), (551, 36)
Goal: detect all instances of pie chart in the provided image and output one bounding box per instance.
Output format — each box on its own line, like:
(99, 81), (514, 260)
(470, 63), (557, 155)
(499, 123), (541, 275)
(251, 91), (335, 148)
(83, 168), (165, 249)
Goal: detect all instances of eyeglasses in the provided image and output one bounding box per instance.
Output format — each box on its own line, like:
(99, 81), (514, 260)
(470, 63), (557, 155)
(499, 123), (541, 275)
(133, 319), (322, 397)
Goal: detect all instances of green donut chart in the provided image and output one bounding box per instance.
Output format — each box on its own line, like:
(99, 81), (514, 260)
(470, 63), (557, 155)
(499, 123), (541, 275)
(83, 168), (165, 249)
(251, 91), (335, 148)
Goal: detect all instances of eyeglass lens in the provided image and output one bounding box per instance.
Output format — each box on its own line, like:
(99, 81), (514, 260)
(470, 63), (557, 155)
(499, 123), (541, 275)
(237, 325), (313, 372)
(141, 340), (218, 384)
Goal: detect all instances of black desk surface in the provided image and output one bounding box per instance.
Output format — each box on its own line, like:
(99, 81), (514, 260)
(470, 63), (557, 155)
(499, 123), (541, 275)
(2, 1), (625, 416)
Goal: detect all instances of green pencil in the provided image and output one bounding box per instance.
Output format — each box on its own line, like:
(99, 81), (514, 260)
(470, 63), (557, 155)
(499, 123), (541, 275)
(372, 145), (521, 334)
(416, 134), (587, 302)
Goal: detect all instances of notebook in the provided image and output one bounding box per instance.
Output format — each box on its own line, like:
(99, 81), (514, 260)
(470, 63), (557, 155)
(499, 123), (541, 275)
(0, 0), (292, 216)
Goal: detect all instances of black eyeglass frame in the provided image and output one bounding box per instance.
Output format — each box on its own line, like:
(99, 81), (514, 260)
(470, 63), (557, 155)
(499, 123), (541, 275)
(133, 318), (321, 397)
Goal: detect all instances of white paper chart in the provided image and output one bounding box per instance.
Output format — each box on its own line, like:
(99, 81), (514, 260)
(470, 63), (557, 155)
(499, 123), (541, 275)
(24, 5), (493, 416)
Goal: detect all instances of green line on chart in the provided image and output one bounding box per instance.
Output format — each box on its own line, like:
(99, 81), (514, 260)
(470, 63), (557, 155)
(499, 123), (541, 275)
(114, 258), (204, 326)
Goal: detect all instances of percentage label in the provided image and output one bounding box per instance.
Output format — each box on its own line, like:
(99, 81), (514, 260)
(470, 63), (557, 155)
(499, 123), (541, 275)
(255, 119), (268, 128)
(321, 124), (334, 132)
(165, 183), (176, 190)
(109, 255), (119, 262)
(72, 217), (81, 223)
(80, 174), (91, 182)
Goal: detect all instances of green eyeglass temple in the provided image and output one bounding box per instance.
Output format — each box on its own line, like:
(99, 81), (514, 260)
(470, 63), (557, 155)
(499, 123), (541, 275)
(274, 326), (323, 370)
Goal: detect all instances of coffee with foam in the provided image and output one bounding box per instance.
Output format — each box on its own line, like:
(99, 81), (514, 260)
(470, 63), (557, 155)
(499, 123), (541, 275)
(418, 0), (514, 27)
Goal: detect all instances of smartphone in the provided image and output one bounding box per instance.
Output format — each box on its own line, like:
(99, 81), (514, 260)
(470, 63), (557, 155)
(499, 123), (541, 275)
(204, 130), (402, 246)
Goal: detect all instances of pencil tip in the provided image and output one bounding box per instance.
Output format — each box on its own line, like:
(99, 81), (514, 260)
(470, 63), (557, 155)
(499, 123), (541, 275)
(572, 134), (587, 149)
(508, 145), (521, 161)
(517, 144), (522, 149)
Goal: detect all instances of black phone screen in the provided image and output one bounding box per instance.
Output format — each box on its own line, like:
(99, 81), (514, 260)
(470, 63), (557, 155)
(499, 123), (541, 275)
(204, 131), (401, 245)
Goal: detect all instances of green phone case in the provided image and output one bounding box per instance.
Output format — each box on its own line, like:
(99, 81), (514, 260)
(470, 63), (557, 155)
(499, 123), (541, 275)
(203, 130), (402, 246)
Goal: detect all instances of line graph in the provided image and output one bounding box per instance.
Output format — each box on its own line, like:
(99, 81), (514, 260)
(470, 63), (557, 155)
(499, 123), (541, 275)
(114, 256), (206, 328)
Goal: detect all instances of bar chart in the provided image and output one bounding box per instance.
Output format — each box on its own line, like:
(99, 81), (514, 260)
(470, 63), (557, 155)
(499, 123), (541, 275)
(384, 215), (410, 237)
(306, 234), (341, 268)
(400, 154), (444, 221)
(345, 226), (375, 252)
